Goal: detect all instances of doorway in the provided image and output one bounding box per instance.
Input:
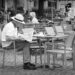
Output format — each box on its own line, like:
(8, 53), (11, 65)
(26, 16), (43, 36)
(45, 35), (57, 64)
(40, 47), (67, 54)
(38, 0), (44, 17)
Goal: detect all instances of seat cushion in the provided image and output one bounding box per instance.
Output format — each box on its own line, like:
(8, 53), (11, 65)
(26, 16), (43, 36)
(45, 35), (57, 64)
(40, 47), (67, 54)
(46, 49), (72, 54)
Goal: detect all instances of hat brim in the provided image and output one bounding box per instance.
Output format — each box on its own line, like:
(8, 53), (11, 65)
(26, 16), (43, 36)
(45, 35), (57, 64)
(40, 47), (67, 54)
(11, 16), (25, 24)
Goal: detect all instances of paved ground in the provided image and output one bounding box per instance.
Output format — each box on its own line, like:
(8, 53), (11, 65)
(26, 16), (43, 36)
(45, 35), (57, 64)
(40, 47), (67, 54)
(0, 66), (75, 75)
(0, 50), (74, 75)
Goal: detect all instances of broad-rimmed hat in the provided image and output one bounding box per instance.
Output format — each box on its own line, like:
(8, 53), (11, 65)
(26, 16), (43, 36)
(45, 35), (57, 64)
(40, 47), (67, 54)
(11, 13), (25, 24)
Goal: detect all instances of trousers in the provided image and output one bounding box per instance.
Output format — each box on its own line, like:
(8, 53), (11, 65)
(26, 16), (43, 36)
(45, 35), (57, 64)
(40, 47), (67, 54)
(4, 40), (30, 63)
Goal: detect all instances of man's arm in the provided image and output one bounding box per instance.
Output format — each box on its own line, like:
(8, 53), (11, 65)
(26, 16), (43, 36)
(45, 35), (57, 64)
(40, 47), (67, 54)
(4, 22), (18, 38)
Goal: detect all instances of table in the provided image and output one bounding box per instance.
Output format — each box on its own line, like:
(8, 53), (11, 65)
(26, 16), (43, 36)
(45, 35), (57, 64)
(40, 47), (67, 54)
(33, 34), (69, 69)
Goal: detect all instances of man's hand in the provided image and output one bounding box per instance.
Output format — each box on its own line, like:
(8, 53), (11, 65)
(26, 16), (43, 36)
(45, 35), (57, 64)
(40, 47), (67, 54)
(18, 30), (23, 34)
(17, 27), (23, 34)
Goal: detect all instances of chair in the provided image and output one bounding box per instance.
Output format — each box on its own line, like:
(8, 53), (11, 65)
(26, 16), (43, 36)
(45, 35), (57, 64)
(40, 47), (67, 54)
(22, 27), (45, 66)
(45, 27), (56, 36)
(53, 25), (72, 44)
(54, 25), (64, 35)
(54, 25), (73, 35)
(30, 38), (44, 66)
(0, 28), (12, 68)
(0, 28), (17, 67)
(45, 31), (75, 68)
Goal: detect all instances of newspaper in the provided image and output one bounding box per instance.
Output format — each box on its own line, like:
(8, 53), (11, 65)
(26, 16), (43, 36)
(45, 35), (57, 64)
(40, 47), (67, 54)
(18, 28), (34, 42)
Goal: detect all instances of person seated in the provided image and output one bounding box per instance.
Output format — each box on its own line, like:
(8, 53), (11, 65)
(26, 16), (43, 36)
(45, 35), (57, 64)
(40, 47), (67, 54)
(2, 13), (36, 70)
(29, 12), (39, 24)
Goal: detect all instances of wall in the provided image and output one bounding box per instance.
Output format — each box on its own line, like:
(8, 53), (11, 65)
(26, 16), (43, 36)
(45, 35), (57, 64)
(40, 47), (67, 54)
(23, 0), (28, 11)
(16, 0), (24, 7)
(6, 0), (14, 9)
(6, 0), (39, 11)
(57, 1), (75, 15)
(57, 1), (75, 12)
(44, 0), (48, 9)
(0, 0), (2, 8)
(15, 0), (36, 11)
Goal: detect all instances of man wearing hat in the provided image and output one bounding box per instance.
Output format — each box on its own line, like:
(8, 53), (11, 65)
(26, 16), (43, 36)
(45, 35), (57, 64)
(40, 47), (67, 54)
(2, 13), (36, 70)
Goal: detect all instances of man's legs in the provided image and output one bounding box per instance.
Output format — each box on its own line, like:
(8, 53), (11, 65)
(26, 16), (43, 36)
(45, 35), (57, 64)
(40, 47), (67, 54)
(4, 40), (31, 63)
(23, 41), (30, 63)
(22, 41), (36, 70)
(4, 40), (36, 69)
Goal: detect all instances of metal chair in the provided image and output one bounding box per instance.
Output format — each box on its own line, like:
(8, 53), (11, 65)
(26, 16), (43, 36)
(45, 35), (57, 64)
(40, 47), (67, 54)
(0, 28), (13, 68)
(54, 25), (64, 35)
(29, 24), (46, 66)
(45, 31), (75, 68)
(45, 27), (56, 36)
(0, 28), (17, 67)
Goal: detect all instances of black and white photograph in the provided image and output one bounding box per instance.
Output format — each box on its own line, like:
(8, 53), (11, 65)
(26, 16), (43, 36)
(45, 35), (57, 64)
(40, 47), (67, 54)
(0, 0), (75, 75)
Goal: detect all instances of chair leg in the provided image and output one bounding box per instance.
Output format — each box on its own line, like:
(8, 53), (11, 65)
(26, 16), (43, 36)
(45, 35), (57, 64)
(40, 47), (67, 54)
(14, 51), (16, 66)
(53, 54), (56, 67)
(40, 53), (42, 65)
(35, 55), (37, 65)
(63, 53), (66, 68)
(72, 52), (75, 70)
(62, 54), (64, 66)
(47, 53), (50, 66)
(3, 49), (5, 68)
(13, 41), (16, 67)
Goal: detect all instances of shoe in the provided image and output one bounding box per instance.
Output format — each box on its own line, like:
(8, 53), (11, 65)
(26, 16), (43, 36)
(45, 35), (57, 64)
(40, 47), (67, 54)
(67, 58), (73, 61)
(37, 65), (43, 68)
(53, 65), (62, 68)
(26, 62), (36, 67)
(44, 65), (50, 69)
(23, 63), (37, 70)
(17, 48), (23, 52)
(50, 67), (55, 70)
(44, 65), (55, 70)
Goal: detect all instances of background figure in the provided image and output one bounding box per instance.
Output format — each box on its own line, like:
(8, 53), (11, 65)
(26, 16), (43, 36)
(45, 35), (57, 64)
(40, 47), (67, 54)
(65, 3), (72, 12)
(65, 3), (75, 21)
(29, 12), (39, 24)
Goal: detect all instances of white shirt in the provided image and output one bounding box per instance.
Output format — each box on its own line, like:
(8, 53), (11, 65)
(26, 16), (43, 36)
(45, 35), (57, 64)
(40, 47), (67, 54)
(32, 17), (39, 24)
(2, 22), (18, 47)
(2, 21), (34, 47)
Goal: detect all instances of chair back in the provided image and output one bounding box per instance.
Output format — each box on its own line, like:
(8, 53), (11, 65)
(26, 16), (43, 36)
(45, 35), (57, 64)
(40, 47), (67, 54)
(65, 32), (75, 49)
(54, 25), (64, 35)
(45, 27), (56, 36)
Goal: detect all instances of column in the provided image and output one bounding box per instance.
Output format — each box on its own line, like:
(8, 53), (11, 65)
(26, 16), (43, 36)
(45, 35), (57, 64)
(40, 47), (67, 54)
(24, 0), (28, 12)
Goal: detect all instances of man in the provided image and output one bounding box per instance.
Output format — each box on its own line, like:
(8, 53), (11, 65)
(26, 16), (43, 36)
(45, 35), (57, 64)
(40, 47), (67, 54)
(1, 13), (36, 70)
